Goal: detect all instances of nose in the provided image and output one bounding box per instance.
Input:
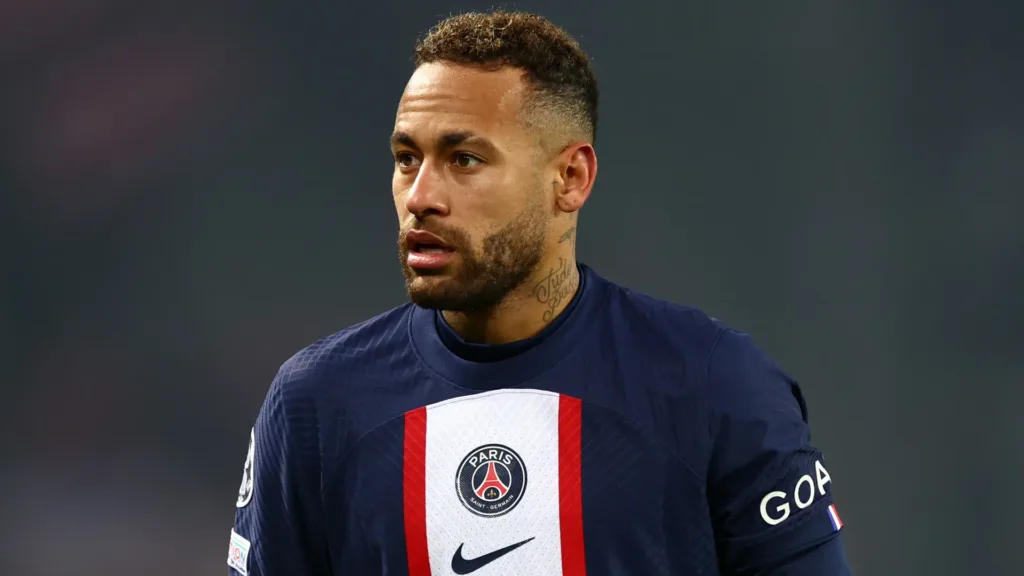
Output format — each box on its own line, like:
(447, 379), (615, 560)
(404, 163), (450, 219)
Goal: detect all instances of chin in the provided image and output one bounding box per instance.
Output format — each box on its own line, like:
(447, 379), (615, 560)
(406, 273), (446, 292)
(405, 275), (456, 308)
(407, 289), (464, 311)
(405, 277), (501, 312)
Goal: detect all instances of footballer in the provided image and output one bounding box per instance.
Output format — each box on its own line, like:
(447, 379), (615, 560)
(227, 10), (852, 576)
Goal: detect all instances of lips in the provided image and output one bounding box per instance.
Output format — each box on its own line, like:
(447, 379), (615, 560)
(404, 229), (455, 270)
(405, 229), (453, 253)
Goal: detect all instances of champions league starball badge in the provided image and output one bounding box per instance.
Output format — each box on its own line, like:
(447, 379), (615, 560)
(455, 444), (528, 518)
(236, 427), (255, 508)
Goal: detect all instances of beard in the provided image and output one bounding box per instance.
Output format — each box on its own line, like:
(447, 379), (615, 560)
(398, 199), (547, 313)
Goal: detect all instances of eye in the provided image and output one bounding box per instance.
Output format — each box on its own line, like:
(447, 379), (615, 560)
(395, 152), (420, 169)
(452, 153), (482, 169)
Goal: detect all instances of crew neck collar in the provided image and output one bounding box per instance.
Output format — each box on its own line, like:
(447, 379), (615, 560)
(408, 263), (608, 390)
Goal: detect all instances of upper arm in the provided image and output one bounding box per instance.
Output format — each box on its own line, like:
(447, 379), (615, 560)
(763, 536), (852, 576)
(228, 370), (330, 576)
(706, 329), (850, 575)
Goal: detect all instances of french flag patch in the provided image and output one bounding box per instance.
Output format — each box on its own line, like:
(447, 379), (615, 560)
(827, 504), (844, 531)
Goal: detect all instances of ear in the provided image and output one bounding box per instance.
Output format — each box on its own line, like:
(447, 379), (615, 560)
(552, 143), (597, 214)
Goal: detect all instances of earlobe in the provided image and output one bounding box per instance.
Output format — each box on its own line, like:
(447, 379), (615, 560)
(556, 191), (581, 212)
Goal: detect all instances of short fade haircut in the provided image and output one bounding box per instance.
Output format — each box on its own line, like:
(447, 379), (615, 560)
(414, 10), (599, 147)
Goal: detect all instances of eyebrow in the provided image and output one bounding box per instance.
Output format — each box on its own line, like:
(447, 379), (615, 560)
(390, 130), (499, 156)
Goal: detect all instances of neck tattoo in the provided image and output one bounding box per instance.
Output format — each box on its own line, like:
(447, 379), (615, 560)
(532, 257), (578, 322)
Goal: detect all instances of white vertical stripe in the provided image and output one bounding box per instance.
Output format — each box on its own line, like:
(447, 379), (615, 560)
(424, 389), (564, 575)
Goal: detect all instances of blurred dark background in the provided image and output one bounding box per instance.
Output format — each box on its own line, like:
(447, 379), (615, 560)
(1, 1), (1020, 574)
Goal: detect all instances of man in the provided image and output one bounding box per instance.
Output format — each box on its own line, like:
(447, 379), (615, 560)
(228, 10), (852, 576)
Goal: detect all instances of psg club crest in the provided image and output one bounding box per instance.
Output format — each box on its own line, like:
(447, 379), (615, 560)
(456, 444), (527, 518)
(236, 427), (255, 508)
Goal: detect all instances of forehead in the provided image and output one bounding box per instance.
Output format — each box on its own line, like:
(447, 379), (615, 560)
(395, 62), (530, 140)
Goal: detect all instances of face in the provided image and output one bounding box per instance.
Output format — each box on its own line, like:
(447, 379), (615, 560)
(392, 62), (552, 312)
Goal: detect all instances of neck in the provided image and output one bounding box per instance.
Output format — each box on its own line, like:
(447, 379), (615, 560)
(442, 255), (580, 344)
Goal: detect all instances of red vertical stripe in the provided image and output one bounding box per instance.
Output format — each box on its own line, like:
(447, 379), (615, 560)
(558, 395), (586, 576)
(403, 406), (431, 576)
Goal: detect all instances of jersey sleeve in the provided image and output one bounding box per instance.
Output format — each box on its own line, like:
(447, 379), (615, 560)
(228, 368), (330, 576)
(706, 329), (850, 575)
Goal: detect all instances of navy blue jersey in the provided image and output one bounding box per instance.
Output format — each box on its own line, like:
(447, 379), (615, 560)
(227, 264), (851, 575)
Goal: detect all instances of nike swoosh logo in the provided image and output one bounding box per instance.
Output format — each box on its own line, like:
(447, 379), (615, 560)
(450, 537), (535, 574)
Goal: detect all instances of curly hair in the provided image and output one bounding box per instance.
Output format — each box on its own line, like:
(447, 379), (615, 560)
(414, 11), (599, 145)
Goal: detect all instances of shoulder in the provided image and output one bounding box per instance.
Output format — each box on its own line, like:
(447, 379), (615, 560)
(271, 303), (418, 396)
(599, 277), (726, 373)
(705, 327), (807, 425)
(598, 274), (796, 408)
(606, 282), (777, 370)
(254, 303), (420, 455)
